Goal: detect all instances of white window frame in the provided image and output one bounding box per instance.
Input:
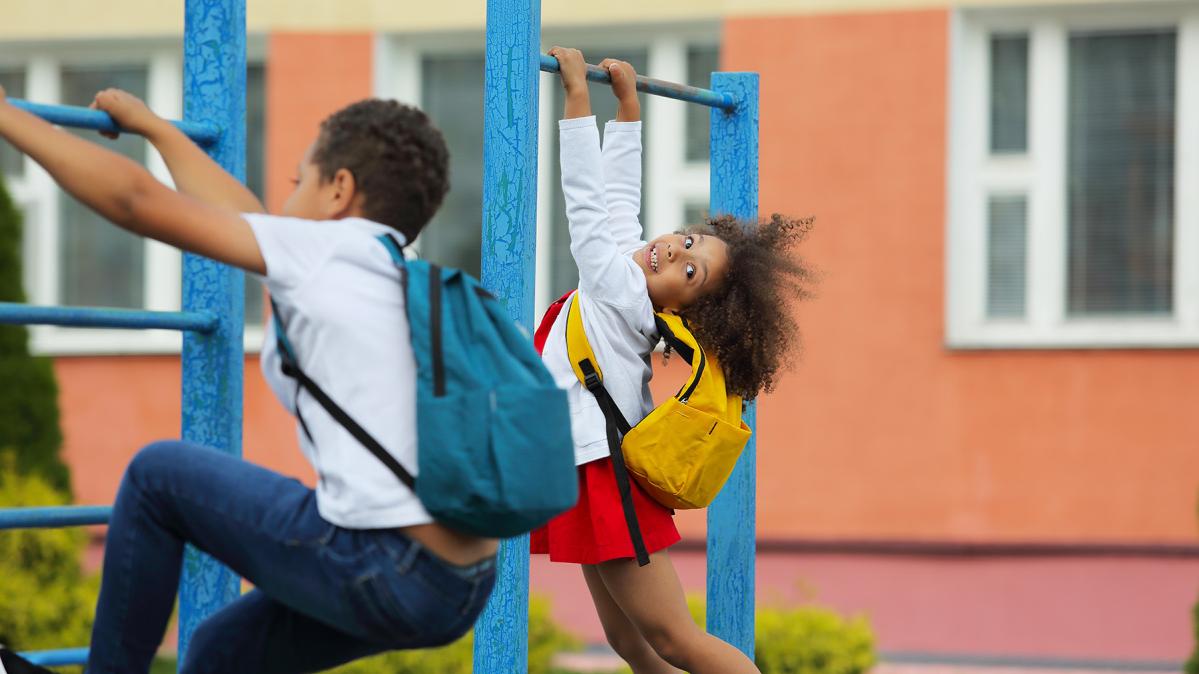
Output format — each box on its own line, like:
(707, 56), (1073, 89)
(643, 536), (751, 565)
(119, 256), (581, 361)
(947, 3), (1199, 349)
(2, 39), (266, 356)
(374, 24), (718, 316)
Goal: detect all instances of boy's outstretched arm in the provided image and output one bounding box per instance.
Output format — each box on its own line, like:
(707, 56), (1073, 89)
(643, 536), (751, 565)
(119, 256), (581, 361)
(91, 88), (266, 214)
(0, 86), (266, 274)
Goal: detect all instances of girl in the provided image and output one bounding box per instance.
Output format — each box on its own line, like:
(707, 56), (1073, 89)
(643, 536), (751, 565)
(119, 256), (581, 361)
(533, 47), (812, 674)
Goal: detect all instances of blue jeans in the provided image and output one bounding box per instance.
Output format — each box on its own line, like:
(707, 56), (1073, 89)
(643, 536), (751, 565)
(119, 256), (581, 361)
(87, 441), (496, 674)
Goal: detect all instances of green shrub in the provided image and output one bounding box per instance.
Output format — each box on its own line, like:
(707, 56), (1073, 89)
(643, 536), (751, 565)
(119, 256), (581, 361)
(326, 594), (578, 674)
(0, 454), (100, 672)
(0, 175), (67, 494)
(688, 595), (877, 674)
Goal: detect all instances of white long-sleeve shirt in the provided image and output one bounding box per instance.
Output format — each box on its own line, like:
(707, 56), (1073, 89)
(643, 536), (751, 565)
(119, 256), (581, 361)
(541, 117), (658, 466)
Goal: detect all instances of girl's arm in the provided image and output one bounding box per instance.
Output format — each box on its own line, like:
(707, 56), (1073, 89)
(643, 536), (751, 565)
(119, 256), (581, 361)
(0, 86), (266, 274)
(90, 88), (266, 214)
(550, 48), (640, 302)
(597, 59), (644, 253)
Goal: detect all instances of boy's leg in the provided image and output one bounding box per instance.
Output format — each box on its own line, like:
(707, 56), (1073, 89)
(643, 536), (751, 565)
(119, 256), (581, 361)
(580, 565), (682, 674)
(594, 551), (760, 674)
(181, 589), (384, 674)
(88, 441), (399, 674)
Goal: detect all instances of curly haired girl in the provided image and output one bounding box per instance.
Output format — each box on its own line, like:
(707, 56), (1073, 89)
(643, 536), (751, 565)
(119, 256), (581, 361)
(531, 47), (812, 674)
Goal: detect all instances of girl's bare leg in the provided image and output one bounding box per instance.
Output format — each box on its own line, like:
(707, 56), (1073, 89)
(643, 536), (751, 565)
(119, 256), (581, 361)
(581, 565), (683, 674)
(594, 550), (760, 674)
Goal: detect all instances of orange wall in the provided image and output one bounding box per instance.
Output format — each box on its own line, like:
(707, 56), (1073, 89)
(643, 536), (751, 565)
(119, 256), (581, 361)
(55, 356), (311, 506)
(265, 33), (374, 212)
(724, 9), (1199, 543)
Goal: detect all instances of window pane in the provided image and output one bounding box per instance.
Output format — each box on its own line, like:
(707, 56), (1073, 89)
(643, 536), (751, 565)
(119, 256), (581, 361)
(418, 55), (485, 278)
(0, 68), (27, 176)
(686, 45), (719, 162)
(245, 63), (267, 327)
(548, 49), (649, 297)
(990, 35), (1029, 154)
(987, 195), (1027, 318)
(58, 65), (148, 308)
(683, 203), (708, 228)
(1067, 31), (1175, 316)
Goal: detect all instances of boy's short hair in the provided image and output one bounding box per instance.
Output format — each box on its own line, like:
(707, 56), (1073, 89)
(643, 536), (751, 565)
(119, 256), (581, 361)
(313, 99), (450, 242)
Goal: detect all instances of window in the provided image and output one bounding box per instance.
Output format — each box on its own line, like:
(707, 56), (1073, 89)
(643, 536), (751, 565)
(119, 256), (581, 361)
(947, 7), (1199, 347)
(385, 32), (720, 316)
(0, 68), (26, 177)
(8, 47), (268, 354)
(419, 54), (486, 279)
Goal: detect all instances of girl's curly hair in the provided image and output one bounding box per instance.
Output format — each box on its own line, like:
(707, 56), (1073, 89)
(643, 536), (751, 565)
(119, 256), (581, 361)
(678, 213), (815, 400)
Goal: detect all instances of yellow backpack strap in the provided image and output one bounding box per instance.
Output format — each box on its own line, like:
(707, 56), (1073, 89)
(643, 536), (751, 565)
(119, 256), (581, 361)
(565, 292), (603, 388)
(655, 313), (706, 403)
(565, 292), (650, 565)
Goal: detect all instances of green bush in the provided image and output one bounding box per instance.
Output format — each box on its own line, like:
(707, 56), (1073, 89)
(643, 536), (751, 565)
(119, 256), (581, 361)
(0, 454), (100, 672)
(326, 594), (578, 674)
(0, 175), (67, 494)
(688, 595), (877, 674)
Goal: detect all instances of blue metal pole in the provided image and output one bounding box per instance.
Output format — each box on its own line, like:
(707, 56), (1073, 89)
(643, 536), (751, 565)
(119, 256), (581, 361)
(474, 0), (541, 671)
(537, 55), (735, 110)
(706, 71), (760, 660)
(177, 0), (246, 663)
(7, 99), (220, 145)
(0, 304), (217, 332)
(0, 506), (111, 530)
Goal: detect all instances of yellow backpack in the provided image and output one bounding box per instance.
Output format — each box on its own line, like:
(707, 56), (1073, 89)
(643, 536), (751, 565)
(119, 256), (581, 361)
(564, 293), (752, 563)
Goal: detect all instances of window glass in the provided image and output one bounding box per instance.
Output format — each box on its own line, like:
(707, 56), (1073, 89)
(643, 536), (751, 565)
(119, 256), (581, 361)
(987, 195), (1027, 318)
(0, 68), (27, 177)
(990, 35), (1029, 154)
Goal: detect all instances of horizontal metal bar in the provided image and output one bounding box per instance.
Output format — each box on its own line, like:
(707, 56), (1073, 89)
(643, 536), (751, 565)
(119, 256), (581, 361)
(22, 647), (90, 667)
(9, 98), (220, 146)
(0, 303), (218, 332)
(0, 506), (112, 530)
(880, 651), (1183, 672)
(539, 54), (736, 111)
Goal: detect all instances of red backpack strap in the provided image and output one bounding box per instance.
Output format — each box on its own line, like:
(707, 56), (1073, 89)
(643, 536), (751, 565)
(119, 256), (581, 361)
(534, 290), (575, 355)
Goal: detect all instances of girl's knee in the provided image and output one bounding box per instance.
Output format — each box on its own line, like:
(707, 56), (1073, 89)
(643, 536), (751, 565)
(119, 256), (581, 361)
(603, 624), (649, 662)
(642, 622), (700, 669)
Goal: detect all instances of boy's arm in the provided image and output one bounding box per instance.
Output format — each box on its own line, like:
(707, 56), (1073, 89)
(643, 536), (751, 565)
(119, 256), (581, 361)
(91, 89), (266, 214)
(0, 88), (266, 274)
(597, 59), (644, 252)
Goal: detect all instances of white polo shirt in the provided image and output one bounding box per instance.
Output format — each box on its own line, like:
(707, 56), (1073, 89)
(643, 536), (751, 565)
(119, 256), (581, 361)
(247, 214), (431, 529)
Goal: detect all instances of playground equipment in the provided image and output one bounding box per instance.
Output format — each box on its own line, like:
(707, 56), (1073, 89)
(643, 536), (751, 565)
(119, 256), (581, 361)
(0, 0), (759, 670)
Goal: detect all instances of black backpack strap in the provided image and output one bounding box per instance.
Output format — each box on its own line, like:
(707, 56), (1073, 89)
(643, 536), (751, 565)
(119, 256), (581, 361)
(269, 297), (416, 491)
(578, 359), (650, 567)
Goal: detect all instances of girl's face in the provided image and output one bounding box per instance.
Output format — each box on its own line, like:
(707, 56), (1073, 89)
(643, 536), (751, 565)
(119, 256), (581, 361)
(635, 232), (729, 313)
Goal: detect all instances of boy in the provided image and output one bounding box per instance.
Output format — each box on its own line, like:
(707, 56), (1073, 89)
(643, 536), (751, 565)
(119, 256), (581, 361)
(0, 85), (496, 674)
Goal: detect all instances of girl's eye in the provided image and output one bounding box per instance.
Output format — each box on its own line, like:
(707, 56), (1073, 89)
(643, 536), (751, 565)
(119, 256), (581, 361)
(289, 177), (300, 186)
(686, 263), (696, 279)
(684, 236), (694, 249)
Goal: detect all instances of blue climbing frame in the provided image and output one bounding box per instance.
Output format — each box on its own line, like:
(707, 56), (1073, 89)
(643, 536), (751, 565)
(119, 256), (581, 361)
(474, 1), (761, 670)
(0, 0), (757, 669)
(0, 0), (246, 668)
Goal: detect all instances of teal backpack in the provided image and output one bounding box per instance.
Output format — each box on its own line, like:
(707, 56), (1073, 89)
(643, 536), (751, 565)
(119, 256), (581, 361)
(271, 233), (577, 538)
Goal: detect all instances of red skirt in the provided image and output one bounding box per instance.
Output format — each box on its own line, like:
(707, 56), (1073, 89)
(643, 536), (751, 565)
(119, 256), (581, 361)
(531, 457), (680, 564)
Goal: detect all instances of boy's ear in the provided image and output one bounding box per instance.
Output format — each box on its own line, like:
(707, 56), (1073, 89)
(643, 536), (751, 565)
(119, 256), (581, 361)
(327, 167), (361, 217)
